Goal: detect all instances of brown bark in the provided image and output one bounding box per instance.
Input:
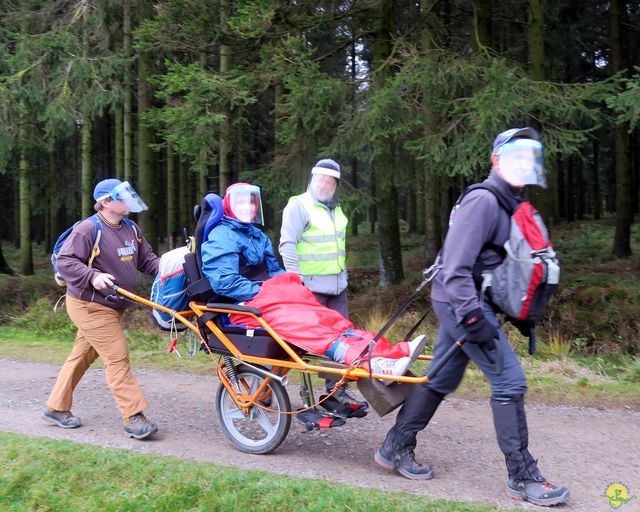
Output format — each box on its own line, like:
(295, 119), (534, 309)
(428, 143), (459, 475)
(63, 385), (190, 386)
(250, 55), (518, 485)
(610, 0), (632, 257)
(372, 0), (403, 285)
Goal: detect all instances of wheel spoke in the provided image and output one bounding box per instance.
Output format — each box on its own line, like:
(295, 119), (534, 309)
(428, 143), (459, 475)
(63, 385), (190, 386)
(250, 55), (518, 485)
(225, 406), (246, 421)
(254, 407), (276, 436)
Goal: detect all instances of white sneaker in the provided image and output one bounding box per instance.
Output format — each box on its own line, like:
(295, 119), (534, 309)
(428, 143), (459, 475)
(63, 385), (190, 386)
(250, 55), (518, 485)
(407, 335), (427, 363)
(370, 356), (411, 386)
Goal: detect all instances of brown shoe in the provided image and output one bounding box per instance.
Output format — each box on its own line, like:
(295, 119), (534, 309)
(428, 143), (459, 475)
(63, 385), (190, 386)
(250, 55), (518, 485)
(42, 410), (81, 429)
(123, 413), (158, 439)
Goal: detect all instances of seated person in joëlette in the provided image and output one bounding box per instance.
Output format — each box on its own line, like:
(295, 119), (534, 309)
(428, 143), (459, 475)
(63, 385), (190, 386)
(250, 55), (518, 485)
(200, 182), (426, 379)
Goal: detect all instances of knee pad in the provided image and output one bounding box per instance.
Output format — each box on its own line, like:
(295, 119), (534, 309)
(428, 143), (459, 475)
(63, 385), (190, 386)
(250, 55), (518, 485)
(491, 393), (524, 405)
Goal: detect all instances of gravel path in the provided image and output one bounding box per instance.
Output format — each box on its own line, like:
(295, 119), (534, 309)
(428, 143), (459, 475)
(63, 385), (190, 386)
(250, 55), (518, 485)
(1, 359), (638, 511)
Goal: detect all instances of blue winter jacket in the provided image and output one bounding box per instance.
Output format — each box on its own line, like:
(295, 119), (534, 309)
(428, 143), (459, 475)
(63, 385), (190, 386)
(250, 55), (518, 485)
(201, 216), (284, 302)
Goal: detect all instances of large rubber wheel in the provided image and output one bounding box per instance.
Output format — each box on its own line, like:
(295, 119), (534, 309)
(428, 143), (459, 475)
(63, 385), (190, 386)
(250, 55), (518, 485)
(215, 364), (291, 454)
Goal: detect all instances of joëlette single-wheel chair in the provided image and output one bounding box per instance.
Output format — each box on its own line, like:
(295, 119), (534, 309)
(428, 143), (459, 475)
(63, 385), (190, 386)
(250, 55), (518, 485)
(113, 193), (463, 455)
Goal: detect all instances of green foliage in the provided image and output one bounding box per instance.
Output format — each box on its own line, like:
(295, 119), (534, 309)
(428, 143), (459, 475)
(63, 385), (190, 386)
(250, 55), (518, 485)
(622, 361), (640, 383)
(146, 61), (256, 173)
(249, 36), (350, 204)
(0, 2), (124, 167)
(134, 0), (221, 55)
(0, 273), (62, 323)
(340, 49), (615, 184)
(276, 45), (348, 149)
(544, 221), (640, 355)
(14, 297), (76, 339)
(226, 0), (279, 39)
(606, 68), (640, 130)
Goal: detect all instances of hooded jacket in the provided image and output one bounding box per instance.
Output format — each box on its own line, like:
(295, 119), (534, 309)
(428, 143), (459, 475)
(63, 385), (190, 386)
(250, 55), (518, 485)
(431, 171), (521, 322)
(201, 216), (283, 302)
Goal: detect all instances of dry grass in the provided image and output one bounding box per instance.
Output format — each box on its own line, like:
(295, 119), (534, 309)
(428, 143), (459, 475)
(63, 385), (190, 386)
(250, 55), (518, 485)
(523, 358), (614, 385)
(538, 331), (575, 358)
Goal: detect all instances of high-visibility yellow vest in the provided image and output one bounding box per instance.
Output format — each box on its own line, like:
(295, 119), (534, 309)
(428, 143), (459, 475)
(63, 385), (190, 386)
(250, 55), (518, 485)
(294, 192), (347, 275)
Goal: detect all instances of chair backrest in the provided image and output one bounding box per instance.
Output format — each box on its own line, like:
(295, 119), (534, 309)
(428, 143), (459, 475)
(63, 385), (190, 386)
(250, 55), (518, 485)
(194, 193), (224, 264)
(184, 192), (228, 304)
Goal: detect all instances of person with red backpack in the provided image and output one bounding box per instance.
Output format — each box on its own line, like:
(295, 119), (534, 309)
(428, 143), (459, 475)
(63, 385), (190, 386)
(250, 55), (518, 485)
(374, 128), (570, 507)
(43, 178), (160, 440)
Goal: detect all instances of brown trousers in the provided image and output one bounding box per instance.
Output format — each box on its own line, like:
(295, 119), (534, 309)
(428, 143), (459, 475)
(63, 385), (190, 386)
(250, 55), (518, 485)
(47, 295), (148, 419)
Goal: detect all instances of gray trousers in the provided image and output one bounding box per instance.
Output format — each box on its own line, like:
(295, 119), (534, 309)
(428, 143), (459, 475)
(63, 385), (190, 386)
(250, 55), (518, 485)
(385, 299), (529, 452)
(313, 289), (348, 318)
(428, 300), (528, 398)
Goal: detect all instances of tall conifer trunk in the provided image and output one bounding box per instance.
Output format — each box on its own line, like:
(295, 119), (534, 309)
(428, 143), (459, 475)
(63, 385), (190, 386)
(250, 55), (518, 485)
(527, 0), (550, 221)
(610, 0), (632, 257)
(13, 176), (20, 247)
(47, 152), (57, 251)
(81, 13), (92, 216)
(593, 140), (601, 220)
(115, 107), (124, 179)
(123, 0), (134, 183)
(167, 141), (177, 248)
(178, 158), (190, 235)
(349, 35), (359, 237)
(472, 0), (491, 50)
(138, 0), (158, 250)
(81, 121), (92, 215)
(421, 0), (441, 263)
(219, 0), (232, 193)
(372, 0), (403, 285)
(0, 241), (12, 274)
(272, 82), (285, 232)
(19, 124), (33, 275)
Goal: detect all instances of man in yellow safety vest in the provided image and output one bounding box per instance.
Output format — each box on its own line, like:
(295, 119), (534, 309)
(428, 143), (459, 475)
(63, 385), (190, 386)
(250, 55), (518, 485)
(279, 159), (366, 411)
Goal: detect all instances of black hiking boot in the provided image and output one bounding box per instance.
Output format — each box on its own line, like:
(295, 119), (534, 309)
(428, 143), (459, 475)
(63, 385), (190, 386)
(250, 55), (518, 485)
(373, 436), (397, 471)
(374, 437), (434, 480)
(492, 395), (571, 507)
(124, 413), (158, 439)
(507, 479), (571, 507)
(42, 409), (81, 429)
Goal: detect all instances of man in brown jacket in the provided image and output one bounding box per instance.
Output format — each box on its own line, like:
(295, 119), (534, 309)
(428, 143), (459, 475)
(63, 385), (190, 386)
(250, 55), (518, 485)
(43, 178), (160, 439)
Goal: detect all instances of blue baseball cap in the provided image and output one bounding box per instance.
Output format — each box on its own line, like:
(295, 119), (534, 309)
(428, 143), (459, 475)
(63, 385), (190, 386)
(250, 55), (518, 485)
(492, 127), (539, 154)
(93, 178), (123, 201)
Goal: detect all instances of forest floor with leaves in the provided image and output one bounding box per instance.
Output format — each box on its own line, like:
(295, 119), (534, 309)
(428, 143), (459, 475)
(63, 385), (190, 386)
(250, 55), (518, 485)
(1, 358), (638, 511)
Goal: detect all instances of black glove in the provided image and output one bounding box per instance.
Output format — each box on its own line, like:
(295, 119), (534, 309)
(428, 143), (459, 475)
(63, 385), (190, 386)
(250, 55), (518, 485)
(462, 308), (497, 351)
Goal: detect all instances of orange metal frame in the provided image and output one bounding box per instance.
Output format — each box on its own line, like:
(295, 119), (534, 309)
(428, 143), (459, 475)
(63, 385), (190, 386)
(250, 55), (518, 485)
(116, 286), (433, 391)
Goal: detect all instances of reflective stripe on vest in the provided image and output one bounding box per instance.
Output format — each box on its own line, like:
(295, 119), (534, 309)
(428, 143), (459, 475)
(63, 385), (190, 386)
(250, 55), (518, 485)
(294, 192), (347, 275)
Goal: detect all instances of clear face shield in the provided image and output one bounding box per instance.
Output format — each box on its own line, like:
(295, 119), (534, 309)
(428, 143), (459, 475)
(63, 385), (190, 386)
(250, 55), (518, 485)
(496, 139), (546, 188)
(308, 173), (338, 203)
(228, 184), (264, 224)
(100, 181), (148, 213)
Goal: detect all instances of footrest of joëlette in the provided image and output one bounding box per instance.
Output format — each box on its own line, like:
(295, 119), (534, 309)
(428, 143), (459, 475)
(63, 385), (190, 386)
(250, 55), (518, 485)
(295, 408), (346, 431)
(356, 371), (416, 418)
(318, 394), (368, 418)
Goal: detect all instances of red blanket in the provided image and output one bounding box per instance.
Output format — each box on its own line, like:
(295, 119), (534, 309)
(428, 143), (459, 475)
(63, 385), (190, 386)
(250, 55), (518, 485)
(230, 273), (407, 365)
